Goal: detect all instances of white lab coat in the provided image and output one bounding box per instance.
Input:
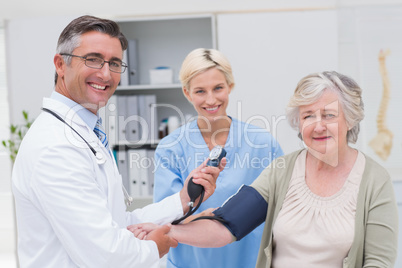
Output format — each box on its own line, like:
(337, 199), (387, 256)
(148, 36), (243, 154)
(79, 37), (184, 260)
(12, 97), (183, 268)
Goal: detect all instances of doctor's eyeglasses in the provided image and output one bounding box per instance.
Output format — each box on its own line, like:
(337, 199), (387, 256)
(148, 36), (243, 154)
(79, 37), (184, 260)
(60, 53), (127, 73)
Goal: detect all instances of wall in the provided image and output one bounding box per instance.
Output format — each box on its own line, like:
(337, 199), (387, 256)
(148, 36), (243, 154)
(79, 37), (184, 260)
(0, 23), (11, 192)
(5, 16), (76, 123)
(2, 0), (402, 21)
(218, 10), (338, 154)
(0, 0), (343, 21)
(338, 6), (402, 182)
(0, 22), (14, 257)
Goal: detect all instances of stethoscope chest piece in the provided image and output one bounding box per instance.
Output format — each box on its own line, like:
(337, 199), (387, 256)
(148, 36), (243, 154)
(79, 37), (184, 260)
(95, 151), (106, 165)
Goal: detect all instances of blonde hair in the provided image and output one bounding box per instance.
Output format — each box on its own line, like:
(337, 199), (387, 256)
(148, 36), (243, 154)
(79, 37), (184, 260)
(179, 48), (235, 91)
(286, 71), (364, 143)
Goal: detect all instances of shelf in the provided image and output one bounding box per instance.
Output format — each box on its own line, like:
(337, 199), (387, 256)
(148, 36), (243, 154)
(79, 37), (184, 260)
(116, 14), (215, 23)
(127, 196), (153, 211)
(113, 140), (161, 151)
(116, 83), (182, 92)
(107, 15), (215, 203)
(118, 17), (215, 85)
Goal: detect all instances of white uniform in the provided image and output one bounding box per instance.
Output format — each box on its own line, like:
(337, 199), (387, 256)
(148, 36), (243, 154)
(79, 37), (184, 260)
(12, 96), (183, 268)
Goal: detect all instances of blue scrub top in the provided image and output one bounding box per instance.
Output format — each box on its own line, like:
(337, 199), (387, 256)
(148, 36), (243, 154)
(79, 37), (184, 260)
(153, 117), (283, 268)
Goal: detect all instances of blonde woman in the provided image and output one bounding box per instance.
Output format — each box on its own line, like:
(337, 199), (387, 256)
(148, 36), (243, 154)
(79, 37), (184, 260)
(152, 48), (283, 268)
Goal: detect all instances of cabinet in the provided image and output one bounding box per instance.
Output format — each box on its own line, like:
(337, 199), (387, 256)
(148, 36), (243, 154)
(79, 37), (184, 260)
(101, 15), (216, 208)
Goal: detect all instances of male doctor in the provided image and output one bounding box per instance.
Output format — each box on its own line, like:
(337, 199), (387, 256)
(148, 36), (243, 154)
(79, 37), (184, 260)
(12, 15), (224, 268)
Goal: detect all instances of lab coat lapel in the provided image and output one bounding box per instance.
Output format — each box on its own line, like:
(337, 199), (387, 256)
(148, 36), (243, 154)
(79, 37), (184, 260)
(43, 98), (127, 225)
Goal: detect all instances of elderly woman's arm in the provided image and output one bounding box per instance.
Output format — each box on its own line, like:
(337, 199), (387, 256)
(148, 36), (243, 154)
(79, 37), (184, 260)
(169, 219), (235, 247)
(127, 219), (234, 248)
(128, 185), (268, 248)
(363, 176), (399, 266)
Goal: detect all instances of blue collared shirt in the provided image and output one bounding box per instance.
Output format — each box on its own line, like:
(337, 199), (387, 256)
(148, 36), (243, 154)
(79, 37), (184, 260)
(50, 91), (98, 130)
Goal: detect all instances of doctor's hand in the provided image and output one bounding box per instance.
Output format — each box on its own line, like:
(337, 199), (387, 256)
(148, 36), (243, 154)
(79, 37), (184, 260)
(128, 223), (178, 258)
(180, 157), (226, 214)
(147, 224), (178, 258)
(127, 222), (159, 240)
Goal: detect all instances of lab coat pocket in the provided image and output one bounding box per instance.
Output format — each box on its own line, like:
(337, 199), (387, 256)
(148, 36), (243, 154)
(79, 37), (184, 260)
(93, 161), (109, 196)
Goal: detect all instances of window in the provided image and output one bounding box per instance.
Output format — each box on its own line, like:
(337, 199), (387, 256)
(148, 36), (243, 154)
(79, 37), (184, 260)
(0, 24), (12, 192)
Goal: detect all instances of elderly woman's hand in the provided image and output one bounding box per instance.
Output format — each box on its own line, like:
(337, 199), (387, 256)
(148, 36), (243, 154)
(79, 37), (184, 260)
(127, 222), (160, 240)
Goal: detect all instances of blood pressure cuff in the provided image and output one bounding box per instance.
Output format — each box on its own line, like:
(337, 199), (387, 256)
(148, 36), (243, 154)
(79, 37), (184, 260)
(212, 185), (268, 241)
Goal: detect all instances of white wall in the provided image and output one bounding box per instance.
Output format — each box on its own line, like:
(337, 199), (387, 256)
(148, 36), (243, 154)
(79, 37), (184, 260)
(0, 22), (11, 193)
(338, 5), (402, 182)
(0, 0), (337, 21)
(5, 16), (76, 123)
(0, 24), (16, 266)
(2, 0), (402, 21)
(218, 10), (338, 154)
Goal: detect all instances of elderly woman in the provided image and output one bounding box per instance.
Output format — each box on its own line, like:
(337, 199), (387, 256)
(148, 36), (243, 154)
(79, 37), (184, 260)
(129, 71), (398, 267)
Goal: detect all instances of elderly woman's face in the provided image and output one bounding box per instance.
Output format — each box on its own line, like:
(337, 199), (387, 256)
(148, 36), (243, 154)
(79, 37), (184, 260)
(298, 90), (349, 157)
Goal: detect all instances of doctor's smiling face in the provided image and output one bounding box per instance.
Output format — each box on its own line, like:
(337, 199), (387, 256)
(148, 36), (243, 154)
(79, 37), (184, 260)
(54, 31), (123, 114)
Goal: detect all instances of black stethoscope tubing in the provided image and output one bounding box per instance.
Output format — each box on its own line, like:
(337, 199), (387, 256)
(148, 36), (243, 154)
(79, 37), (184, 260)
(42, 107), (133, 206)
(42, 107), (98, 156)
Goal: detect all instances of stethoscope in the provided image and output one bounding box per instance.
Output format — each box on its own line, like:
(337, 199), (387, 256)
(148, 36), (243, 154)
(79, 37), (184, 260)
(42, 107), (133, 207)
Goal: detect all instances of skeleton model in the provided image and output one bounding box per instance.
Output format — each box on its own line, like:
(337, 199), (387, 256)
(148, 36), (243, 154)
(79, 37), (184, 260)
(369, 49), (393, 161)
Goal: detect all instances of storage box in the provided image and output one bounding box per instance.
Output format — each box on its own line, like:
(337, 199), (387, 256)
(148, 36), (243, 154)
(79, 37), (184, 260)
(149, 68), (173, 84)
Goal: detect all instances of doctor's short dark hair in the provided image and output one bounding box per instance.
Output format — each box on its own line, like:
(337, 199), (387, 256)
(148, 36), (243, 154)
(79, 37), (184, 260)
(54, 15), (128, 84)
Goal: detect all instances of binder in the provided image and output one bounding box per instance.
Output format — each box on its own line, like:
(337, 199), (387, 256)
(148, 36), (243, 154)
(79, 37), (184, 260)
(119, 49), (129, 86)
(128, 149), (142, 197)
(127, 39), (139, 85)
(137, 149), (150, 196)
(117, 150), (129, 192)
(117, 95), (127, 143)
(138, 95), (158, 142)
(146, 149), (156, 196)
(105, 95), (117, 146)
(126, 95), (140, 142)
